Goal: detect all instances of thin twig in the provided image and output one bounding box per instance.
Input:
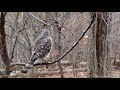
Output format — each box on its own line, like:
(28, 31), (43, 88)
(50, 12), (66, 39)
(28, 12), (51, 26)
(100, 13), (108, 26)
(10, 17), (31, 60)
(6, 34), (31, 52)
(62, 26), (78, 39)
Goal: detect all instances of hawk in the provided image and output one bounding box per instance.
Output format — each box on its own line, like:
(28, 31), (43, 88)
(21, 27), (52, 73)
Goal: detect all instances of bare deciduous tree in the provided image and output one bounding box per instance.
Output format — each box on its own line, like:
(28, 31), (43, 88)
(0, 12), (10, 77)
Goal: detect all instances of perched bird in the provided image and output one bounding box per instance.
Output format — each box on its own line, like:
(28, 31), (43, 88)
(21, 27), (52, 73)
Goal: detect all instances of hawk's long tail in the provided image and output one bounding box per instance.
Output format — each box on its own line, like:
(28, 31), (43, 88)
(21, 59), (35, 73)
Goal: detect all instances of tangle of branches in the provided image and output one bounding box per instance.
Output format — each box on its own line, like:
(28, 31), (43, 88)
(10, 13), (95, 69)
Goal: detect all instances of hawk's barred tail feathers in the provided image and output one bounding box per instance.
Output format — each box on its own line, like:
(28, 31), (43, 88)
(21, 58), (36, 73)
(21, 63), (33, 73)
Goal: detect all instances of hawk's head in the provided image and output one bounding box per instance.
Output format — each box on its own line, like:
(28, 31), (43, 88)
(41, 28), (50, 36)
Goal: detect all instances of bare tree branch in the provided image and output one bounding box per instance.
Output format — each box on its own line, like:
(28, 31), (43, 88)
(28, 12), (51, 26)
(6, 33), (31, 52)
(100, 13), (108, 26)
(10, 13), (95, 70)
(10, 15), (31, 60)
(10, 12), (20, 60)
(10, 62), (26, 67)
(33, 13), (95, 65)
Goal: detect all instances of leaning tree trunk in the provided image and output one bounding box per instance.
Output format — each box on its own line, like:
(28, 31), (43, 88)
(0, 12), (10, 77)
(88, 12), (111, 78)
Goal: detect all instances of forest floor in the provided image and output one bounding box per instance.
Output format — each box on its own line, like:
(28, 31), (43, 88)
(9, 61), (120, 78)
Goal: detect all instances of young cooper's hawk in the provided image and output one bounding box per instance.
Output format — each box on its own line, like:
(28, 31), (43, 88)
(21, 27), (52, 73)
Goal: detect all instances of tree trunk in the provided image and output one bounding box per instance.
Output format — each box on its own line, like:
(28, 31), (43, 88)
(87, 13), (97, 77)
(88, 12), (111, 78)
(57, 27), (64, 78)
(96, 12), (109, 77)
(104, 12), (112, 77)
(0, 12), (10, 77)
(52, 13), (64, 78)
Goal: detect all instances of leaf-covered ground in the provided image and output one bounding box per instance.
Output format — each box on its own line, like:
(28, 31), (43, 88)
(9, 61), (120, 78)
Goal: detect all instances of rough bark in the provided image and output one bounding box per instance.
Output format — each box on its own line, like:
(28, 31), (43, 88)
(0, 12), (10, 77)
(88, 12), (111, 78)
(96, 12), (108, 77)
(88, 13), (97, 77)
